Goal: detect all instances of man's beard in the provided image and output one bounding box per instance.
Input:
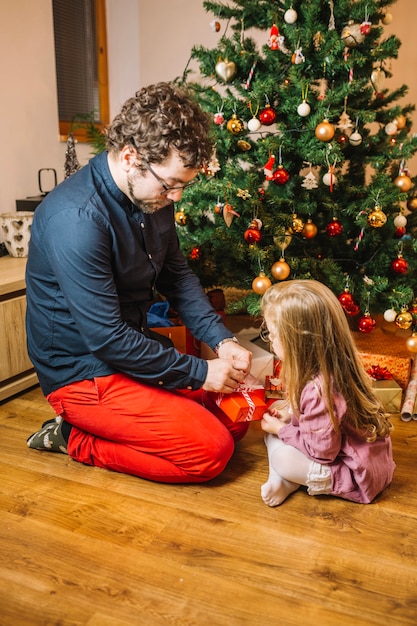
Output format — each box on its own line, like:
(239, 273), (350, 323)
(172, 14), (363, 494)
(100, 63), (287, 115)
(127, 176), (170, 214)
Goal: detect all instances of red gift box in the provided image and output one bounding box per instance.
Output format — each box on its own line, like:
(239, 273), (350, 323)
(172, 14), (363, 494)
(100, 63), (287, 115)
(214, 387), (267, 422)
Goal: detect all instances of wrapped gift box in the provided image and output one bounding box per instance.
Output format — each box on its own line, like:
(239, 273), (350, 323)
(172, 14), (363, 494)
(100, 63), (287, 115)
(372, 379), (402, 413)
(200, 327), (274, 386)
(213, 387), (267, 422)
(358, 352), (411, 389)
(151, 325), (200, 356)
(265, 375), (286, 400)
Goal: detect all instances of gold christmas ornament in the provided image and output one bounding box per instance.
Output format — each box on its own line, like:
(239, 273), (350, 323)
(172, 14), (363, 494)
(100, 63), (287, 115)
(273, 230), (292, 250)
(175, 210), (188, 226)
(395, 115), (407, 130)
(237, 139), (252, 151)
(370, 67), (386, 92)
(215, 59), (237, 83)
(407, 196), (417, 211)
(367, 205), (387, 228)
(252, 272), (272, 295)
(394, 172), (413, 192)
(381, 11), (393, 25)
(271, 258), (291, 281)
(315, 119), (335, 142)
(302, 219), (318, 239)
(395, 310), (413, 330)
(290, 214), (304, 234)
(341, 21), (366, 48)
(226, 114), (244, 135)
(406, 333), (417, 353)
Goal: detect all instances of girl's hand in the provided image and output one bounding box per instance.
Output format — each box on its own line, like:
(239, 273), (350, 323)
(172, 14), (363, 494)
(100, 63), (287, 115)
(268, 400), (292, 423)
(261, 411), (286, 435)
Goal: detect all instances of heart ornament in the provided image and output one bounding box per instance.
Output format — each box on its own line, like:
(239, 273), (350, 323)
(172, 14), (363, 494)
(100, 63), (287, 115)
(215, 59), (237, 83)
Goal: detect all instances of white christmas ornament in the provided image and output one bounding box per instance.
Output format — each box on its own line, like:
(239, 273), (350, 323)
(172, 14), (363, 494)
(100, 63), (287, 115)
(297, 101), (311, 117)
(284, 8), (298, 24)
(349, 131), (363, 146)
(385, 122), (398, 136)
(383, 308), (397, 323)
(323, 171), (337, 187)
(393, 214), (407, 228)
(248, 117), (262, 132)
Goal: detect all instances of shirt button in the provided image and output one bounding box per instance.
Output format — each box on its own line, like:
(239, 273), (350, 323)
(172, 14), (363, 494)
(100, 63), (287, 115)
(141, 223), (145, 229)
(187, 386), (192, 390)
(148, 253), (152, 259)
(158, 380), (164, 386)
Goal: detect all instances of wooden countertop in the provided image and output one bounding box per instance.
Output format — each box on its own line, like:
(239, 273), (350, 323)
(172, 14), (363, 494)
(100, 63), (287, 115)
(0, 256), (27, 295)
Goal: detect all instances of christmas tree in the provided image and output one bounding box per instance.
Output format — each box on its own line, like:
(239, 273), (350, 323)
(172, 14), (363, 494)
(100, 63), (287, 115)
(176, 0), (417, 340)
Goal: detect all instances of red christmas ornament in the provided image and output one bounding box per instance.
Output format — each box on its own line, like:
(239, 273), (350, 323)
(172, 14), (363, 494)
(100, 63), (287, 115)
(190, 246), (200, 260)
(244, 228), (262, 244)
(391, 255), (409, 275)
(345, 302), (360, 316)
(337, 132), (349, 146)
(394, 227), (406, 238)
(213, 111), (224, 125)
(360, 21), (372, 35)
(259, 105), (277, 126)
(338, 289), (360, 316)
(326, 218), (343, 236)
(272, 165), (290, 185)
(338, 290), (353, 309)
(358, 314), (376, 333)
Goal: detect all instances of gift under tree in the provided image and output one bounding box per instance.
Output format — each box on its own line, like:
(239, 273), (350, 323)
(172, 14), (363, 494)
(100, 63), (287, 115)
(175, 0), (417, 350)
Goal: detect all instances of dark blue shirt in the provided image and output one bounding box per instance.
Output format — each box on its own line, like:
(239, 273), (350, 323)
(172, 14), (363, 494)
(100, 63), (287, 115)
(25, 152), (233, 395)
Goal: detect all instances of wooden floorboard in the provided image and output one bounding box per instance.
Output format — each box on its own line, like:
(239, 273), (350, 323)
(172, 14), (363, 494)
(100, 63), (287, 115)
(1, 384), (417, 626)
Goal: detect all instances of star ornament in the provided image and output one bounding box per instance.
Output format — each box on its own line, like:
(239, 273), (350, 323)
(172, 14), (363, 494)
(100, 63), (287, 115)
(237, 188), (251, 200)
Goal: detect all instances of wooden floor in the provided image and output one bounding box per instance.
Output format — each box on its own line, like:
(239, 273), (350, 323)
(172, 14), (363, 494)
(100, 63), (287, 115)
(1, 383), (417, 626)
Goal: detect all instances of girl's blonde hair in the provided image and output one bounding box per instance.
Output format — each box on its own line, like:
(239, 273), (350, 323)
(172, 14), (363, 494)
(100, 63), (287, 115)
(261, 280), (392, 442)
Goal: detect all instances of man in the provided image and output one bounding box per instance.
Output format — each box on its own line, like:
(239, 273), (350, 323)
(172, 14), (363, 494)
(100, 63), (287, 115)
(26, 82), (252, 483)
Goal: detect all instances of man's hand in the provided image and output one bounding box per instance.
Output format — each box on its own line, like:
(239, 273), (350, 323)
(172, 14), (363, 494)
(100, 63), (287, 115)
(216, 341), (252, 376)
(202, 357), (250, 393)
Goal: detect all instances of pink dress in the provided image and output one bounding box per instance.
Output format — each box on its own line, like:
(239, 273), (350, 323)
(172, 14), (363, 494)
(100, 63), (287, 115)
(278, 377), (396, 503)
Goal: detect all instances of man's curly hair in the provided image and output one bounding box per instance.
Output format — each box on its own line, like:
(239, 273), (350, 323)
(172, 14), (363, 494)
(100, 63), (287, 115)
(105, 82), (214, 170)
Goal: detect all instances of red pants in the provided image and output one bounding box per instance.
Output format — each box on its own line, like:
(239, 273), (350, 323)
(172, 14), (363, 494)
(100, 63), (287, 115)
(47, 373), (249, 483)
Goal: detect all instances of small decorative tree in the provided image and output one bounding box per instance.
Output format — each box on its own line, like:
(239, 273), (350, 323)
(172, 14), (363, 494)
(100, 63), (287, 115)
(64, 133), (81, 178)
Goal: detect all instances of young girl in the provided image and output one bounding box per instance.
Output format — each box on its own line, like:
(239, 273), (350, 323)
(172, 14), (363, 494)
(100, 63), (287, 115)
(260, 280), (396, 507)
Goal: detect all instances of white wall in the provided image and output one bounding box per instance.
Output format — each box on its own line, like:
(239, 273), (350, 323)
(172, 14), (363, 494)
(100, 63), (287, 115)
(0, 1), (416, 234)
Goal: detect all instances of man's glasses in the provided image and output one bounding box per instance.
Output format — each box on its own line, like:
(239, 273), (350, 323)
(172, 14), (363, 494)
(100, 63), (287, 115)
(144, 160), (199, 196)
